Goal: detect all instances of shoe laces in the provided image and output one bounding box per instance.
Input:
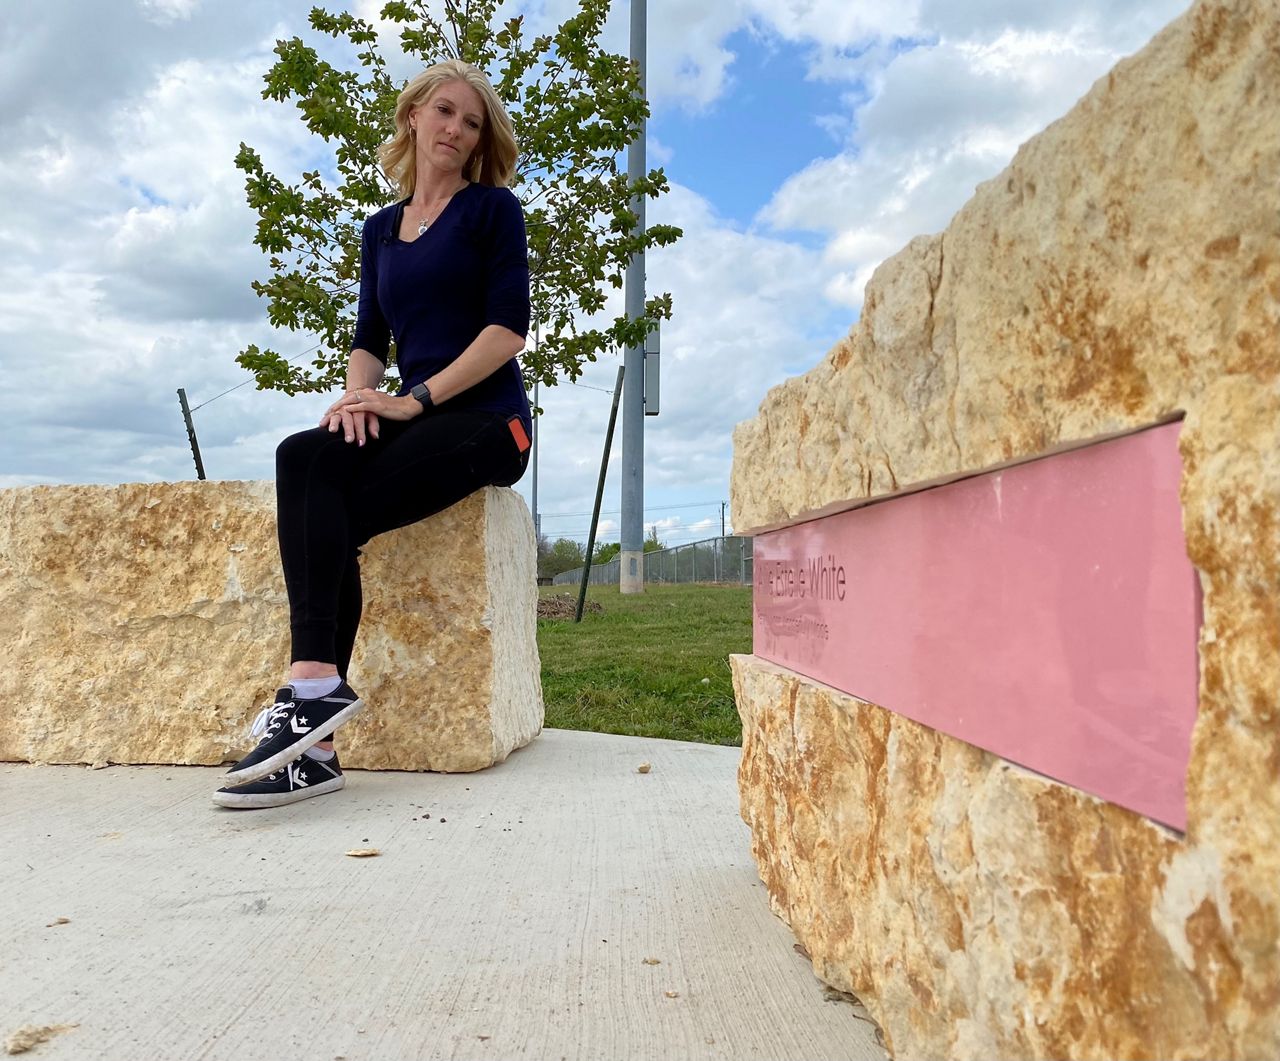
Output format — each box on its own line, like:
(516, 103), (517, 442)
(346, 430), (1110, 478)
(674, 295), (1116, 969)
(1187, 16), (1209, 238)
(250, 697), (294, 740)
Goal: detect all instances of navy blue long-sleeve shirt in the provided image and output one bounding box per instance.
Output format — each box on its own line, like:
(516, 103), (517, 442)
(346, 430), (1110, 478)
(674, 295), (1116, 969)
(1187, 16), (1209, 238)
(350, 182), (531, 431)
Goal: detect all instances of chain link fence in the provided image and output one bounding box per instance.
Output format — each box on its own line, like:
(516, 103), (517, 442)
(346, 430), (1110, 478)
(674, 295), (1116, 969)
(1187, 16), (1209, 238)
(551, 535), (753, 587)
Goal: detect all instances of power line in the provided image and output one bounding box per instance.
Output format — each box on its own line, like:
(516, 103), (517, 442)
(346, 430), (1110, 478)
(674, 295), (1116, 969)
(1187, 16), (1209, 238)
(538, 499), (725, 519)
(542, 528), (734, 543)
(539, 515), (731, 537)
(193, 348), (617, 413)
(188, 342), (323, 412)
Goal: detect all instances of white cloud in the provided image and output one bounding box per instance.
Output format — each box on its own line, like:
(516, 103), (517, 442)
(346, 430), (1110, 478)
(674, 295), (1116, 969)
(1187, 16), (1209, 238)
(644, 0), (745, 110)
(0, 6), (325, 487)
(139, 0), (203, 23)
(112, 57), (297, 205)
(743, 0), (921, 51)
(516, 181), (844, 539)
(917, 0), (1186, 41)
(520, 0), (917, 113)
(758, 1), (1192, 312)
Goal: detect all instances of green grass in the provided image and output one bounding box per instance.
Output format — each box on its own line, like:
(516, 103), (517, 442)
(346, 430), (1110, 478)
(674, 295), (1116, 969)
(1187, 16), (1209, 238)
(537, 583), (752, 746)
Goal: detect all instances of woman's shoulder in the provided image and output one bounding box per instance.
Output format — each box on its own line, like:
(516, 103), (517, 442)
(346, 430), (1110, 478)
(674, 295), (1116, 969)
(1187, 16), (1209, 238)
(361, 199), (407, 238)
(465, 182), (522, 215)
(463, 184), (524, 241)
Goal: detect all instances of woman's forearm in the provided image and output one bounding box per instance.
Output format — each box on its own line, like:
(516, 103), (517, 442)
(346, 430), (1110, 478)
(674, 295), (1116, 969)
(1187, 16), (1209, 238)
(423, 325), (525, 406)
(345, 348), (386, 391)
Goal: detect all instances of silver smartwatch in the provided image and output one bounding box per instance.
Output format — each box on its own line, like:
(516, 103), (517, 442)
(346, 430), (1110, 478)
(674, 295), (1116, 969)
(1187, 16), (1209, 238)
(410, 382), (434, 410)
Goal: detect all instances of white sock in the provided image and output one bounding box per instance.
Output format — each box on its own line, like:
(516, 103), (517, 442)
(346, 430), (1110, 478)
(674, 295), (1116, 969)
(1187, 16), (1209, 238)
(305, 745), (336, 762)
(290, 675), (342, 699)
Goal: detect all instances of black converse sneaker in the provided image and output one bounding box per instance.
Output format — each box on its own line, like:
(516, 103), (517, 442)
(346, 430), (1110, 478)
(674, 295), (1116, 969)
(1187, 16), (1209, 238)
(224, 682), (364, 786)
(213, 752), (345, 809)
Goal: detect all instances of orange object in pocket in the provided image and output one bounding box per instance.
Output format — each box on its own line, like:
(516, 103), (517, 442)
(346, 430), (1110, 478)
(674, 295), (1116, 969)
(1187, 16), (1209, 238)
(508, 415), (531, 453)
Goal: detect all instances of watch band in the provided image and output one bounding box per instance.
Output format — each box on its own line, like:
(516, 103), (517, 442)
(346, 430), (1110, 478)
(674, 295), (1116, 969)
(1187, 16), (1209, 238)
(410, 382), (434, 409)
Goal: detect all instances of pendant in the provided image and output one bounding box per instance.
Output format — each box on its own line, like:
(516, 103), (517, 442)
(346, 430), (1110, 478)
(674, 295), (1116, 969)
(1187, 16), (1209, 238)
(418, 218), (430, 236)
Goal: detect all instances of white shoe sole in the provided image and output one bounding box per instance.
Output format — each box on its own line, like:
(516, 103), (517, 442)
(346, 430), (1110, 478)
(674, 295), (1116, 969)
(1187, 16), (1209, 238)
(212, 774), (346, 809)
(224, 698), (365, 786)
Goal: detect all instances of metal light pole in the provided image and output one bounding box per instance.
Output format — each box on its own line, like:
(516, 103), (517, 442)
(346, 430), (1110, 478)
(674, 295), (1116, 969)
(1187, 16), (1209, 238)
(619, 0), (647, 594)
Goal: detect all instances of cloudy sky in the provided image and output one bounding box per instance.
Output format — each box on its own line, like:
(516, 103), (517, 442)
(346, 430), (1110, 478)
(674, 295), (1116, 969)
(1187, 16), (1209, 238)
(0, 0), (1189, 546)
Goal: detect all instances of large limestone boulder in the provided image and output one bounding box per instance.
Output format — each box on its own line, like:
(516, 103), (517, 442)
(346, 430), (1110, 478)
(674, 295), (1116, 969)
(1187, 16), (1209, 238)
(731, 0), (1279, 1058)
(0, 481), (542, 773)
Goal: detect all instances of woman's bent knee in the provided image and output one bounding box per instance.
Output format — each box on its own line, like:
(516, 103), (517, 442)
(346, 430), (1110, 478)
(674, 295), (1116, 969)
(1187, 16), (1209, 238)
(276, 426), (345, 477)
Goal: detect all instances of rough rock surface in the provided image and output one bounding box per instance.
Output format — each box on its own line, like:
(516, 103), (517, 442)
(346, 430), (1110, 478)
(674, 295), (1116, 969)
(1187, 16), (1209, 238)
(0, 482), (542, 773)
(730, 1), (1279, 1058)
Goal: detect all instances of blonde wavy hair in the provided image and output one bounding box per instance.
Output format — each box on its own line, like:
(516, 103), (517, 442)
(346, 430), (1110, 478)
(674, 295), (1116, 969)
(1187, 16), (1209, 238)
(378, 59), (517, 196)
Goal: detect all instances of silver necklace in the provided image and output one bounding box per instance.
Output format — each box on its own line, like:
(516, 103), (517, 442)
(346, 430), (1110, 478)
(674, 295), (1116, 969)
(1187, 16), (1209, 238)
(417, 207), (442, 236)
(414, 187), (462, 235)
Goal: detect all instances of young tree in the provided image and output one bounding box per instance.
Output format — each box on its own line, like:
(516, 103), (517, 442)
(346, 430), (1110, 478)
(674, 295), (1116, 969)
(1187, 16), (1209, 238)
(543, 537), (587, 577)
(234, 0), (681, 396)
(591, 541), (620, 565)
(643, 523), (663, 553)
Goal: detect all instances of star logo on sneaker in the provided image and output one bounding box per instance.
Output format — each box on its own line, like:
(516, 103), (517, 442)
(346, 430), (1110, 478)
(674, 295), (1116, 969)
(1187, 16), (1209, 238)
(289, 764), (309, 787)
(290, 716), (311, 733)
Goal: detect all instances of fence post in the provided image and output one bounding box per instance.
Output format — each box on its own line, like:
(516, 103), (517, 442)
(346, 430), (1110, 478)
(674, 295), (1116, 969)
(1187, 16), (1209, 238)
(176, 388), (207, 481)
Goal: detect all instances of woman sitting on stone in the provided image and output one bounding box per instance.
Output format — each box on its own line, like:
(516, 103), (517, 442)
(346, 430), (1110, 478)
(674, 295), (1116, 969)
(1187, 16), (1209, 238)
(214, 59), (532, 809)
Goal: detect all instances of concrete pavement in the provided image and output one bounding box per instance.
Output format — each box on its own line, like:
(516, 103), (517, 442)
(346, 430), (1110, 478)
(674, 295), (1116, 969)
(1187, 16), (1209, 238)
(1, 729), (885, 1061)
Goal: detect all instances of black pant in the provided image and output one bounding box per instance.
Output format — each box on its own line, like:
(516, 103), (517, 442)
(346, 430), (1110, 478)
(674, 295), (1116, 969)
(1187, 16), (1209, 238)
(275, 409), (529, 675)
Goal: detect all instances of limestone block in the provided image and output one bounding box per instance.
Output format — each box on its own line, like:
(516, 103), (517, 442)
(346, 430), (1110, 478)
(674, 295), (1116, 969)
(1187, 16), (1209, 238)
(733, 656), (1280, 1061)
(730, 0), (1279, 1057)
(0, 481), (542, 773)
(732, 0), (1279, 535)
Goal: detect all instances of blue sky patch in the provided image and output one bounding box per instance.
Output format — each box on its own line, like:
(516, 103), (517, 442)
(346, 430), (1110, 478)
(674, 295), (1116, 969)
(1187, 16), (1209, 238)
(651, 29), (861, 228)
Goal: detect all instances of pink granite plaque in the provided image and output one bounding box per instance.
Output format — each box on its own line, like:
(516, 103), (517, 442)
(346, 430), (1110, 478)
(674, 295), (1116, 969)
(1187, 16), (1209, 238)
(753, 422), (1202, 829)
